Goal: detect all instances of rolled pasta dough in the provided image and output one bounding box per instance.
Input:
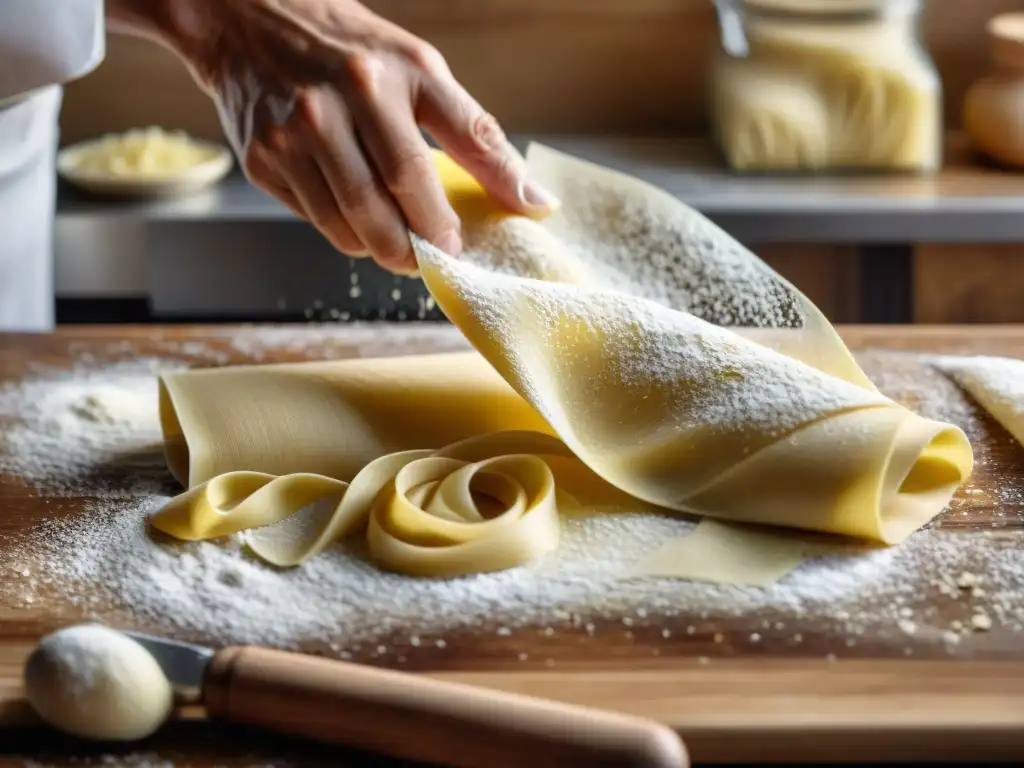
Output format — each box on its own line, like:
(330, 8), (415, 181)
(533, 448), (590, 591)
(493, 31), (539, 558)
(159, 352), (553, 488)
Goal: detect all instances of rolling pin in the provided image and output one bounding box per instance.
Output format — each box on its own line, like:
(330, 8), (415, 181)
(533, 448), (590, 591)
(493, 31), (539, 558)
(127, 631), (688, 768)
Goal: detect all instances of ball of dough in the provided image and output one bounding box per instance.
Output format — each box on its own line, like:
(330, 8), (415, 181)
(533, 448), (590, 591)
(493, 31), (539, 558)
(23, 624), (174, 741)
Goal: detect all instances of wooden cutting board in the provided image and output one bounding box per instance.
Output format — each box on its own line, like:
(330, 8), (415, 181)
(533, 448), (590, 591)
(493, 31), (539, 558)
(3, 324), (1024, 765)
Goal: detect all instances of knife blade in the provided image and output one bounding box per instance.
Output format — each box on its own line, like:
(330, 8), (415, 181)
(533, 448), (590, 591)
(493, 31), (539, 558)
(121, 630), (213, 703)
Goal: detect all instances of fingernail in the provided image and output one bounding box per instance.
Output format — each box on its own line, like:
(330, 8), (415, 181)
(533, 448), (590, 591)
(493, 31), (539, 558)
(436, 228), (462, 255)
(518, 179), (561, 215)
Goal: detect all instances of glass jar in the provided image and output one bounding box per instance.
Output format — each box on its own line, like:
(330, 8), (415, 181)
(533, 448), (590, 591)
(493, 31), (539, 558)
(709, 0), (942, 173)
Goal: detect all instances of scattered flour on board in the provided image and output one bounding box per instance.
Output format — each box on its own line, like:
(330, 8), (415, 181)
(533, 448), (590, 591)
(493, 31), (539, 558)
(63, 322), (468, 366)
(0, 324), (468, 495)
(6, 492), (1024, 653)
(0, 358), (174, 496)
(1, 336), (1022, 657)
(214, 321), (468, 361)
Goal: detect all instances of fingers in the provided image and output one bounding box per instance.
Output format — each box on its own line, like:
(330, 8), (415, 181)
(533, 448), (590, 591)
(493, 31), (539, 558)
(239, 47), (529, 275)
(247, 91), (421, 272)
(298, 91), (420, 272)
(241, 143), (333, 235)
(418, 74), (560, 219)
(350, 91), (462, 257)
(270, 133), (367, 256)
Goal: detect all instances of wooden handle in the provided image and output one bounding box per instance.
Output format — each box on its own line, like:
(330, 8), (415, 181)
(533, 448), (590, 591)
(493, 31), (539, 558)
(203, 646), (687, 768)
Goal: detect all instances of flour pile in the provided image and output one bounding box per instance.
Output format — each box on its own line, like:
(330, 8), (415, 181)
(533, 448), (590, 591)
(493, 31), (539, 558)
(0, 358), (176, 496)
(6, 474), (1023, 656)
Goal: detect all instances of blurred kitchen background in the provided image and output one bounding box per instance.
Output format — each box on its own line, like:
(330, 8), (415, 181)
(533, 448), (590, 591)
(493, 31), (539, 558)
(53, 0), (1024, 325)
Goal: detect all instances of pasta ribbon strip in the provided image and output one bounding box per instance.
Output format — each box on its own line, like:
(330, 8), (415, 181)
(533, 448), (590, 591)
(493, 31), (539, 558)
(151, 431), (569, 576)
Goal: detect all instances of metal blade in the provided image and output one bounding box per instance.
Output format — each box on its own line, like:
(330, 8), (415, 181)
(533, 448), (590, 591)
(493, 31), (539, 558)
(121, 630), (215, 703)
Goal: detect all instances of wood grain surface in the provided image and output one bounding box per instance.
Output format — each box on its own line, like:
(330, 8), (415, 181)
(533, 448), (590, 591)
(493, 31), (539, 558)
(3, 324), (1024, 766)
(914, 244), (1024, 324)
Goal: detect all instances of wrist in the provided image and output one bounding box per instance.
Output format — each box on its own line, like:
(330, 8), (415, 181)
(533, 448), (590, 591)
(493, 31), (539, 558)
(105, 0), (222, 73)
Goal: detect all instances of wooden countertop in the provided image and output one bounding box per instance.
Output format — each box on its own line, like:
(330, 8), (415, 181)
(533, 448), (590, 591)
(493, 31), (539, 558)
(3, 324), (1024, 766)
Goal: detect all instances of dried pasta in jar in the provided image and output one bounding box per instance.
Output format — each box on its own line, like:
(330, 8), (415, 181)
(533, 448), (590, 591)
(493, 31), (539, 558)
(710, 0), (942, 173)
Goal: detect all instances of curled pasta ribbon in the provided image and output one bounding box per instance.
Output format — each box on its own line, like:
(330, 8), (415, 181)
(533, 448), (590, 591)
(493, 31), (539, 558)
(150, 431), (573, 576)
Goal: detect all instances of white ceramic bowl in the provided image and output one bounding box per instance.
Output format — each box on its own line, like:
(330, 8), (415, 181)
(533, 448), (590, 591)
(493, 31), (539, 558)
(57, 135), (234, 199)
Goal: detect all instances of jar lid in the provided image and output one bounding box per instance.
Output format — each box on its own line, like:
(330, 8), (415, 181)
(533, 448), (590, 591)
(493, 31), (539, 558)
(989, 13), (1024, 70)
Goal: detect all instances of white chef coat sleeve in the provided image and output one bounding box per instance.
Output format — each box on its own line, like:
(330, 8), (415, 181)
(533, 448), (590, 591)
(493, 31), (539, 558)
(0, 0), (105, 103)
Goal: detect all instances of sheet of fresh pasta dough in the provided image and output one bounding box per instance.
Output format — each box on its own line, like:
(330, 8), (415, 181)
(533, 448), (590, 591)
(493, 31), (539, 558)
(626, 519), (836, 587)
(417, 146), (971, 540)
(151, 145), (973, 582)
(936, 355), (1024, 448)
(158, 352), (552, 488)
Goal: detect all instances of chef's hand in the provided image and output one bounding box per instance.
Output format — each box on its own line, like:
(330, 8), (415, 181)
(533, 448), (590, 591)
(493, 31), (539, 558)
(108, 0), (560, 274)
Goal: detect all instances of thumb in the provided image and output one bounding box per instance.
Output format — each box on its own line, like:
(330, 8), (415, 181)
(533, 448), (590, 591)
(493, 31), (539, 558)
(418, 77), (560, 218)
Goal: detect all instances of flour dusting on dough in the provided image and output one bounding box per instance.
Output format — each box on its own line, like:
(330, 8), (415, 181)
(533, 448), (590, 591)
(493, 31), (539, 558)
(421, 245), (884, 443)
(460, 164), (804, 329)
(934, 355), (1024, 447)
